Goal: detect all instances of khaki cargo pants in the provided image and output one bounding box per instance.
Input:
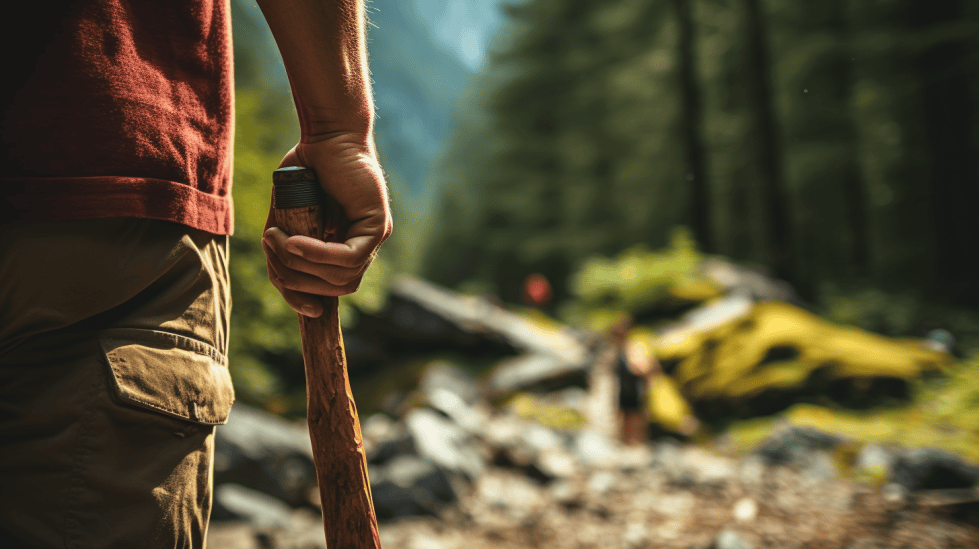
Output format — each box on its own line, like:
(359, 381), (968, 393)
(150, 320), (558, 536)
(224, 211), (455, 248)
(0, 218), (234, 548)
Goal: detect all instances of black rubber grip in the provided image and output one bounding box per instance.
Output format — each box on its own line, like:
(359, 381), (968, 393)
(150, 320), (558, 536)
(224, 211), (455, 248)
(273, 167), (321, 208)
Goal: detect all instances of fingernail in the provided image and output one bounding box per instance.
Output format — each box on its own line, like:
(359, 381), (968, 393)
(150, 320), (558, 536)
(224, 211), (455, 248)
(301, 305), (320, 317)
(287, 244), (303, 258)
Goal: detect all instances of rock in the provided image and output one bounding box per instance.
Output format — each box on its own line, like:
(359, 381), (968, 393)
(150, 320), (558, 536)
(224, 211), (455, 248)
(573, 429), (620, 468)
(385, 455), (458, 503)
(420, 363), (489, 432)
(474, 471), (545, 519)
(489, 353), (589, 396)
(370, 481), (437, 521)
(370, 278), (518, 355)
(655, 443), (734, 487)
(420, 361), (480, 405)
(890, 447), (979, 492)
(384, 277), (594, 395)
(586, 471), (618, 496)
(714, 528), (753, 549)
(754, 425), (846, 468)
(536, 447), (579, 479)
(548, 479), (579, 506)
(656, 293), (755, 350)
(855, 444), (899, 472)
(803, 451), (840, 486)
(553, 387), (589, 412)
(523, 424), (570, 452)
(362, 413), (400, 443)
(701, 257), (796, 303)
(405, 408), (485, 478)
(654, 439), (684, 469)
(925, 329), (955, 354)
(649, 492), (696, 517)
(431, 388), (489, 433)
(408, 533), (448, 549)
(732, 498), (758, 522)
(882, 483), (907, 502)
(481, 414), (529, 449)
(363, 413), (416, 466)
(212, 483), (294, 529)
(683, 448), (737, 486)
(847, 539), (885, 549)
(214, 404), (318, 507)
(206, 522), (261, 549)
(739, 455), (766, 486)
(370, 455), (458, 520)
(623, 521), (649, 548)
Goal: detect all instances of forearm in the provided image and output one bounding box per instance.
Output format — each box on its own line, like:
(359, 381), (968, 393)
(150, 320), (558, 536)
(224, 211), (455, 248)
(256, 0), (374, 142)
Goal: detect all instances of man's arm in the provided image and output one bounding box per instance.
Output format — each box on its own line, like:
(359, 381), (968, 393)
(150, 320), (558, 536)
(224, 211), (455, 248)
(256, 0), (393, 318)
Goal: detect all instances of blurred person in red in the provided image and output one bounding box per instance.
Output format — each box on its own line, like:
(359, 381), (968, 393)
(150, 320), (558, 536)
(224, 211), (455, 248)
(522, 273), (553, 307)
(0, 1), (391, 547)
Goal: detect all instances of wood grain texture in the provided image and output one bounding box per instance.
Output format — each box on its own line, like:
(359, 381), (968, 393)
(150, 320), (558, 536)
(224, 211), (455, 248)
(275, 200), (381, 549)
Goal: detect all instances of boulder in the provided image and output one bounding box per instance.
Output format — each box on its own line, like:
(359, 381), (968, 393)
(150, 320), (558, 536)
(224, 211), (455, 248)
(214, 404), (318, 507)
(405, 408), (485, 479)
(700, 257), (796, 303)
(754, 425), (847, 468)
(370, 454), (458, 521)
(212, 483), (294, 528)
(890, 447), (979, 492)
(419, 362), (489, 432)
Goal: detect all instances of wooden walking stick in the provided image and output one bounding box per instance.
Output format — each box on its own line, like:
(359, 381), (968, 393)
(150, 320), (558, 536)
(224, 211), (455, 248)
(273, 166), (381, 549)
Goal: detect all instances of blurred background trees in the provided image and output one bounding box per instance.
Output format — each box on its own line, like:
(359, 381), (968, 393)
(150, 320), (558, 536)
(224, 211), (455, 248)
(228, 0), (979, 413)
(422, 0), (979, 308)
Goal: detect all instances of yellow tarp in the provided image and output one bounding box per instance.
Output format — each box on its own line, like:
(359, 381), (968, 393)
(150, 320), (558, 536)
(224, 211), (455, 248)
(657, 301), (951, 400)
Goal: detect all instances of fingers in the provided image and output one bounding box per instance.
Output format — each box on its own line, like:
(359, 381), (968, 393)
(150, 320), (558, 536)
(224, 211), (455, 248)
(262, 229), (368, 317)
(265, 258), (324, 318)
(264, 227), (368, 282)
(263, 238), (362, 296)
(283, 234), (380, 270)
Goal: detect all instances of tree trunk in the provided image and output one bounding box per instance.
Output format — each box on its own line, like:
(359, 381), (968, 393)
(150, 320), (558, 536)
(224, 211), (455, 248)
(742, 0), (794, 288)
(912, 0), (979, 305)
(672, 0), (713, 252)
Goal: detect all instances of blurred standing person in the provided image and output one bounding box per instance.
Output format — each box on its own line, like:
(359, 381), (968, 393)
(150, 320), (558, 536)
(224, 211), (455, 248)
(610, 316), (652, 444)
(1, 1), (391, 547)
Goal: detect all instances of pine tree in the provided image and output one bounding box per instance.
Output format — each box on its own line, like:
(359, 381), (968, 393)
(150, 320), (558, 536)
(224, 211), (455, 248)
(425, 0), (684, 302)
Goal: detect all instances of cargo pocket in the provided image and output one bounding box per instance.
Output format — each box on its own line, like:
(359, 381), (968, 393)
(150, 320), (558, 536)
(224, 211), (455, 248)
(98, 328), (235, 425)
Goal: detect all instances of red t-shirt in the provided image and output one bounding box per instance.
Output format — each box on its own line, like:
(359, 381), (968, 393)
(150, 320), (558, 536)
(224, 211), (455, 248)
(1, 0), (234, 235)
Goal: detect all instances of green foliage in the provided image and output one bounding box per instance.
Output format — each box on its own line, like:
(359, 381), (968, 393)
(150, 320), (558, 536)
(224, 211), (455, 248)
(570, 227), (699, 309)
(228, 88), (303, 408)
(423, 0), (979, 312)
(424, 0), (686, 303)
(817, 281), (979, 355)
(560, 227), (720, 331)
(728, 354), (979, 464)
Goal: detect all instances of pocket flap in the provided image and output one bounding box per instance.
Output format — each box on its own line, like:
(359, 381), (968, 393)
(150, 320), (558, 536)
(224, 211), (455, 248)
(99, 329), (235, 425)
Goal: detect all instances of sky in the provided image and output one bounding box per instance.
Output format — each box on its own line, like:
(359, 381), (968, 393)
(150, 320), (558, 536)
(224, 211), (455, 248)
(411, 0), (507, 71)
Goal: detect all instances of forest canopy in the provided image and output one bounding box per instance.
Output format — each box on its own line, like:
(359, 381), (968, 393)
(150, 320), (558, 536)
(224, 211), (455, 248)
(423, 0), (979, 310)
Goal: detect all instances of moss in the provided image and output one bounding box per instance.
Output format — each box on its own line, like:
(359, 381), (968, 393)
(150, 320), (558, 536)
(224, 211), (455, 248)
(658, 302), (950, 403)
(507, 393), (588, 431)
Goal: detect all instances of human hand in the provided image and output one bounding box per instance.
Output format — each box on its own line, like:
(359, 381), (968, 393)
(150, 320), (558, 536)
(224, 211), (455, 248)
(262, 133), (393, 317)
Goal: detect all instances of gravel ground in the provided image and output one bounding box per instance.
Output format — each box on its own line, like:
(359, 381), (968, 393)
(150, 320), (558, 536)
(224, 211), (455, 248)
(207, 445), (979, 549)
